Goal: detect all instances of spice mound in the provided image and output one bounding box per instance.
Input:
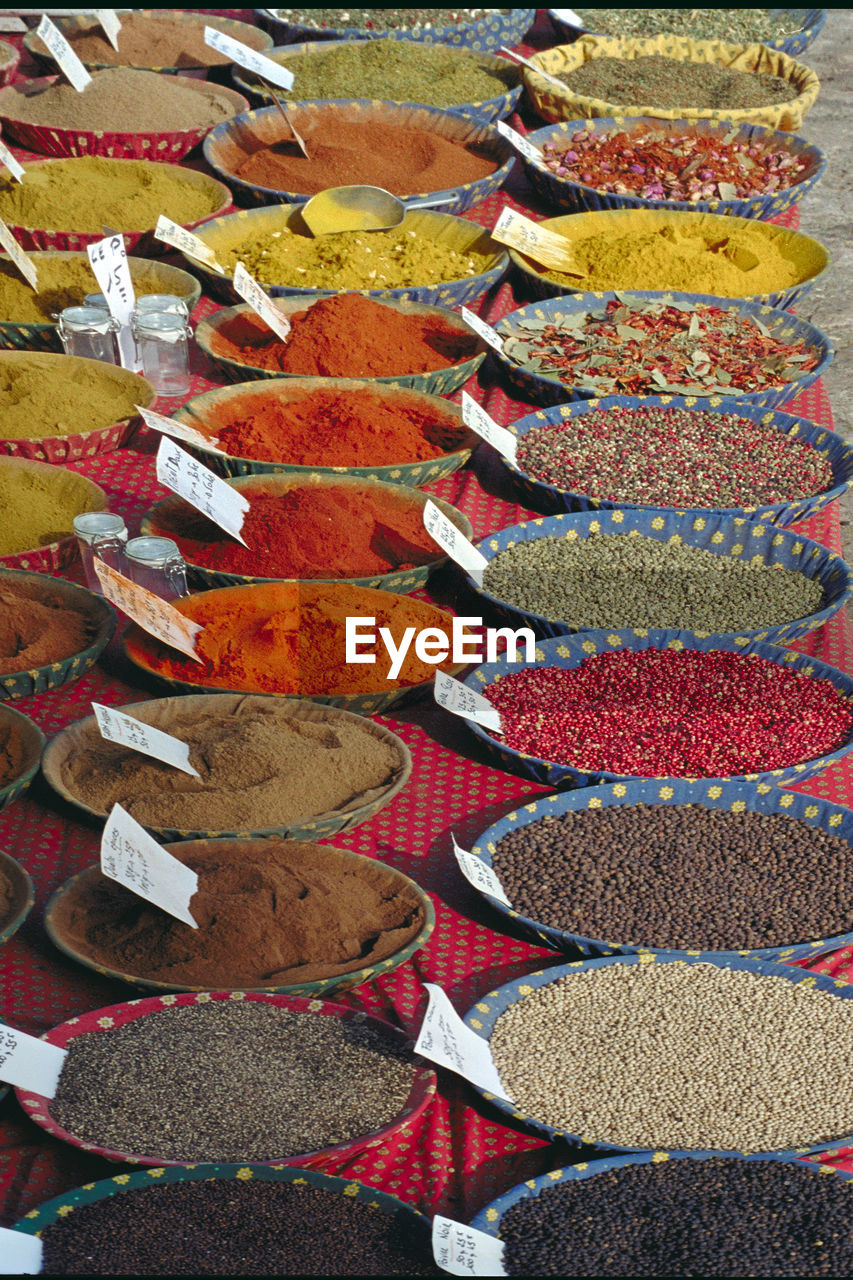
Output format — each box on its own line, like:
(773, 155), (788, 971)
(0, 580), (97, 674)
(489, 962), (853, 1151)
(571, 9), (813, 43)
(152, 483), (447, 580)
(0, 157), (224, 235)
(0, 864), (17, 929)
(0, 352), (149, 441)
(272, 8), (509, 34)
(499, 1157), (853, 1278)
(51, 839), (427, 988)
(199, 384), (469, 467)
(559, 55), (796, 112)
(0, 69), (240, 134)
(34, 13), (269, 70)
(51, 696), (407, 831)
(0, 256), (195, 326)
(49, 999), (421, 1161)
(0, 461), (102, 557)
(515, 405), (835, 510)
(39, 1177), (439, 1276)
(491, 803), (853, 951)
(0, 718), (25, 788)
(208, 293), (479, 378)
(483, 648), (853, 777)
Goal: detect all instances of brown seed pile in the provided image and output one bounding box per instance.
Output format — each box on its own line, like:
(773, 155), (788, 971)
(489, 962), (853, 1151)
(490, 803), (853, 950)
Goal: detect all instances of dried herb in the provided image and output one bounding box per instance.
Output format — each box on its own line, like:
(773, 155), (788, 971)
(571, 9), (810, 43)
(559, 56), (796, 112)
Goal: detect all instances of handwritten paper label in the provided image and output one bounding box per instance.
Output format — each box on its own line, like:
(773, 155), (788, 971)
(460, 306), (504, 354)
(156, 436), (249, 546)
(94, 560), (203, 662)
(423, 500), (487, 582)
(495, 120), (542, 167)
(452, 834), (512, 907)
(0, 1227), (42, 1274)
(461, 392), (517, 464)
(492, 207), (579, 274)
(415, 983), (512, 1101)
(433, 1218), (507, 1277)
(93, 703), (200, 778)
(434, 672), (503, 736)
(94, 9), (122, 51)
(136, 404), (223, 455)
(88, 232), (137, 369)
(204, 26), (295, 90)
(233, 262), (292, 343)
(0, 139), (24, 184)
(155, 215), (226, 276)
(36, 15), (92, 92)
(102, 803), (198, 928)
(0, 219), (37, 289)
(0, 1024), (66, 1098)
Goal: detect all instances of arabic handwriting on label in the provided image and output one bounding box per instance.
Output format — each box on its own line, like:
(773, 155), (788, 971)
(415, 983), (512, 1101)
(0, 1024), (67, 1099)
(36, 15), (92, 92)
(434, 671), (503, 735)
(460, 392), (517, 464)
(93, 560), (204, 663)
(451, 834), (512, 907)
(154, 215), (226, 275)
(0, 1226), (42, 1274)
(92, 703), (200, 778)
(423, 500), (488, 575)
(460, 306), (504, 354)
(156, 436), (249, 546)
(203, 26), (295, 90)
(432, 1217), (507, 1277)
(233, 262), (292, 343)
(491, 207), (579, 274)
(136, 403), (223, 455)
(0, 219), (37, 290)
(495, 120), (542, 166)
(94, 9), (122, 51)
(101, 803), (199, 928)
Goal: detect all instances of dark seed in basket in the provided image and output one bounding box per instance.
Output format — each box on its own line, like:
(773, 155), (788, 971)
(558, 56), (797, 112)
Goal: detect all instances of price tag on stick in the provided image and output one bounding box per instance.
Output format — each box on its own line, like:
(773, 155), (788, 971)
(415, 983), (512, 1101)
(136, 404), (224, 455)
(498, 44), (565, 90)
(88, 232), (138, 369)
(452, 834), (512, 907)
(155, 216), (226, 276)
(93, 560), (204, 662)
(0, 219), (37, 290)
(102, 803), (199, 928)
(92, 703), (200, 777)
(423, 499), (487, 579)
(203, 26), (295, 90)
(36, 15), (92, 92)
(434, 671), (503, 736)
(460, 306), (504, 354)
(0, 1227), (42, 1274)
(492, 206), (581, 274)
(156, 436), (250, 546)
(433, 1218), (507, 1277)
(94, 9), (122, 51)
(233, 262), (292, 343)
(0, 1024), (66, 1098)
(0, 138), (24, 184)
(495, 120), (543, 167)
(461, 392), (517, 464)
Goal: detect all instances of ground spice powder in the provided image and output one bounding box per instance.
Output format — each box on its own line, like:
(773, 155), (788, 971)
(0, 865), (15, 929)
(0, 256), (195, 325)
(0, 355), (144, 440)
(0, 719), (24, 787)
(0, 581), (96, 673)
(0, 465), (101, 557)
(36, 12), (269, 69)
(560, 55), (797, 111)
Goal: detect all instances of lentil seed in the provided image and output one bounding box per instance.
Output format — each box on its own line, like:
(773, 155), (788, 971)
(491, 803), (853, 950)
(489, 962), (853, 1150)
(48, 1002), (418, 1162)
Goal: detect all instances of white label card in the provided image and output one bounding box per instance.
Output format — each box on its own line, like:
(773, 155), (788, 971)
(0, 218), (37, 289)
(136, 404), (224, 455)
(415, 983), (512, 1102)
(434, 671), (503, 736)
(0, 1024), (67, 1099)
(203, 26), (295, 90)
(92, 703), (200, 778)
(452, 834), (512, 907)
(0, 139), (24, 184)
(423, 499), (487, 579)
(94, 560), (204, 663)
(88, 232), (138, 369)
(461, 392), (517, 464)
(155, 215), (226, 276)
(0, 1227), (42, 1275)
(94, 9), (122, 51)
(233, 262), (292, 343)
(156, 436), (249, 546)
(0, 17), (26, 32)
(495, 120), (542, 167)
(433, 1218), (507, 1277)
(36, 15), (92, 92)
(492, 207), (580, 274)
(102, 803), (198, 928)
(498, 44), (565, 89)
(460, 306), (504, 354)
(551, 8), (583, 25)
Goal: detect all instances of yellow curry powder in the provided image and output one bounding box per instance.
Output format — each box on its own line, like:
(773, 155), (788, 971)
(0, 257), (194, 324)
(0, 354), (148, 440)
(0, 465), (101, 555)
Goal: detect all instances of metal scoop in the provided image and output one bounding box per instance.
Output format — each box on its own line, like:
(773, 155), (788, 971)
(300, 185), (455, 236)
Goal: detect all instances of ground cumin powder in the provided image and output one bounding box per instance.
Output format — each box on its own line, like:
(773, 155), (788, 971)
(0, 355), (146, 440)
(0, 256), (195, 325)
(0, 464), (102, 557)
(0, 581), (96, 674)
(50, 839), (426, 987)
(34, 12), (268, 70)
(0, 718), (25, 787)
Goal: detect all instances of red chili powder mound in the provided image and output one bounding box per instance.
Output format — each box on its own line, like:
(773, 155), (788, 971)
(212, 386), (469, 466)
(209, 293), (479, 379)
(159, 486), (441, 579)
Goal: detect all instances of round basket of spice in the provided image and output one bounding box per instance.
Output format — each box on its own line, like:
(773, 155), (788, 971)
(501, 397), (853, 529)
(548, 9), (828, 57)
(0, 569), (115, 701)
(140, 474), (473, 595)
(467, 508), (852, 646)
(232, 38), (522, 122)
(0, 40), (18, 87)
(0, 252), (201, 355)
(0, 704), (44, 816)
(494, 292), (832, 410)
(0, 156), (232, 254)
(523, 35), (820, 132)
(46, 837), (434, 997)
(259, 7), (537, 52)
(472, 1151), (853, 1278)
(195, 293), (484, 393)
(15, 1163), (437, 1275)
(459, 631), (853, 791)
(0, 851), (33, 948)
(469, 779), (853, 964)
(173, 203), (508, 307)
(0, 457), (106, 573)
(462, 953), (853, 1158)
(17, 991), (436, 1171)
(167, 377), (479, 488)
(519, 116), (826, 221)
(506, 208), (827, 311)
(203, 100), (514, 214)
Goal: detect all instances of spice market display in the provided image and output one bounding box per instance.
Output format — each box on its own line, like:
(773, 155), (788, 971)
(3, 8), (853, 1278)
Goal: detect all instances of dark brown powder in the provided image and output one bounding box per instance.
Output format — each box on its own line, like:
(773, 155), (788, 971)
(36, 13), (269, 70)
(0, 720), (25, 788)
(0, 866), (15, 929)
(0, 583), (96, 675)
